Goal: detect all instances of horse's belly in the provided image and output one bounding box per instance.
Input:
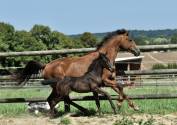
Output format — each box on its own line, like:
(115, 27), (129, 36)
(71, 81), (91, 93)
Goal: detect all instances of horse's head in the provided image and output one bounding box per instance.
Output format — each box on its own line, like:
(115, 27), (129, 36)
(99, 53), (114, 72)
(117, 30), (140, 56)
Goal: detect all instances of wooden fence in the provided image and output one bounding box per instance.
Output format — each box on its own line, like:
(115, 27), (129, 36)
(0, 44), (177, 57)
(1, 94), (177, 104)
(0, 69), (177, 102)
(0, 45), (177, 111)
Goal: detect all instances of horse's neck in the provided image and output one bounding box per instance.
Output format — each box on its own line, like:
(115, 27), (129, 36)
(87, 60), (103, 77)
(98, 40), (120, 63)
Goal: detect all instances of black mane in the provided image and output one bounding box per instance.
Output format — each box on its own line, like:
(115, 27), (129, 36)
(87, 56), (102, 73)
(96, 29), (128, 50)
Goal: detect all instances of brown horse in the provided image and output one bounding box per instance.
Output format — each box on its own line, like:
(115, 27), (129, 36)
(15, 29), (140, 111)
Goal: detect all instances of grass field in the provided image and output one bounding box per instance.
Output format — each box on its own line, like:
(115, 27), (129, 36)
(0, 85), (177, 117)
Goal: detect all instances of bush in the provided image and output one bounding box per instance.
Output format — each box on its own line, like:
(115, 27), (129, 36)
(152, 63), (177, 70)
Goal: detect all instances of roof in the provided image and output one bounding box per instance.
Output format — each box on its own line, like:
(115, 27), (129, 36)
(115, 56), (144, 62)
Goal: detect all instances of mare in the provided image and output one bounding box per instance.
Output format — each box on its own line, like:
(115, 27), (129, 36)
(14, 29), (140, 111)
(41, 53), (116, 116)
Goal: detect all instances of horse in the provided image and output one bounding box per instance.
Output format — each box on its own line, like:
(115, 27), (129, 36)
(41, 53), (116, 116)
(14, 29), (140, 111)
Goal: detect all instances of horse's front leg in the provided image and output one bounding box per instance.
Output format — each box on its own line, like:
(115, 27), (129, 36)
(115, 85), (139, 111)
(94, 87), (117, 114)
(92, 91), (101, 115)
(64, 96), (89, 114)
(102, 72), (139, 111)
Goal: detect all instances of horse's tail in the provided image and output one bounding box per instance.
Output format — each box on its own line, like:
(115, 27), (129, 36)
(41, 79), (58, 85)
(13, 61), (46, 85)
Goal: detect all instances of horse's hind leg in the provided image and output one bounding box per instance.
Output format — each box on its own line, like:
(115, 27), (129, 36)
(47, 90), (61, 117)
(94, 87), (117, 114)
(64, 96), (89, 114)
(92, 92), (101, 115)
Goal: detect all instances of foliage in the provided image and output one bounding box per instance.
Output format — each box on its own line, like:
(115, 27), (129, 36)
(152, 63), (177, 69)
(1, 21), (177, 67)
(0, 22), (15, 51)
(152, 64), (167, 69)
(170, 33), (177, 44)
(79, 32), (97, 47)
(30, 24), (51, 47)
(113, 117), (133, 125)
(138, 116), (155, 125)
(0, 22), (83, 67)
(113, 116), (155, 125)
(60, 117), (71, 125)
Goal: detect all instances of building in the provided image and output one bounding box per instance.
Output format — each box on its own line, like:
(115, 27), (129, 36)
(115, 56), (144, 77)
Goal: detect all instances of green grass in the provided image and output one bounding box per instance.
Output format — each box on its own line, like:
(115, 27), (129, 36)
(0, 86), (177, 116)
(60, 117), (71, 125)
(113, 116), (155, 125)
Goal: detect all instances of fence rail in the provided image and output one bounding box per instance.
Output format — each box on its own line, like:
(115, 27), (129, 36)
(0, 44), (177, 57)
(0, 69), (177, 80)
(1, 94), (177, 103)
(0, 45), (177, 110)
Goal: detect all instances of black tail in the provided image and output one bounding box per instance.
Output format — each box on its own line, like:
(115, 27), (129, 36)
(14, 61), (45, 85)
(41, 79), (58, 85)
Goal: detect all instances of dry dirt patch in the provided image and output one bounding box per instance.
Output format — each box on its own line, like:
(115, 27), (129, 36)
(0, 113), (177, 125)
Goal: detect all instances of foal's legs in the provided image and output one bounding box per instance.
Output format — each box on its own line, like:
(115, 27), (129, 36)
(92, 92), (101, 115)
(94, 87), (117, 114)
(64, 96), (89, 114)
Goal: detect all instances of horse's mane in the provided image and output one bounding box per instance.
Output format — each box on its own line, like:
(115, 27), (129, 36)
(87, 56), (102, 73)
(96, 29), (128, 50)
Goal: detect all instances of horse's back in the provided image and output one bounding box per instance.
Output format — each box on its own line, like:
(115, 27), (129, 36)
(43, 52), (99, 79)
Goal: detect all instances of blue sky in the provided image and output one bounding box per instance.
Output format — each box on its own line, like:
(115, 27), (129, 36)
(0, 0), (177, 34)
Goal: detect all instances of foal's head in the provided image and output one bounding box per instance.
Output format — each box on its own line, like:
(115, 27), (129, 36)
(98, 53), (114, 72)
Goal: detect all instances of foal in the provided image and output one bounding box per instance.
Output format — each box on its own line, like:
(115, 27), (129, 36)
(42, 53), (117, 116)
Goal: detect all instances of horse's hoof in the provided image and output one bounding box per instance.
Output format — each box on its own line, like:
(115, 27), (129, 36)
(116, 104), (122, 110)
(113, 109), (117, 115)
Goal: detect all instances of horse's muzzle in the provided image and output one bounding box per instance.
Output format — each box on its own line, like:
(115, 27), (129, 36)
(131, 48), (140, 56)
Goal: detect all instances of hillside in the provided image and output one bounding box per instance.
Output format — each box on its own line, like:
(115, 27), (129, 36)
(70, 29), (177, 41)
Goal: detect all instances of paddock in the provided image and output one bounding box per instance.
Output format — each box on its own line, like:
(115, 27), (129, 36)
(0, 44), (177, 124)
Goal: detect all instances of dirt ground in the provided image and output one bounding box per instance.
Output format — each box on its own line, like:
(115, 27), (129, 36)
(0, 113), (177, 125)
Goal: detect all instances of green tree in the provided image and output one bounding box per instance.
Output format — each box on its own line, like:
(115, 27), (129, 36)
(133, 36), (147, 45)
(30, 24), (51, 47)
(11, 31), (48, 66)
(50, 31), (75, 49)
(80, 32), (97, 47)
(0, 34), (9, 51)
(171, 33), (177, 44)
(0, 22), (15, 51)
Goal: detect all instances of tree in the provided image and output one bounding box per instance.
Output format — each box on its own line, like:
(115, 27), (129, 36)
(0, 22), (15, 51)
(171, 33), (177, 44)
(79, 32), (97, 47)
(30, 24), (51, 47)
(11, 31), (48, 66)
